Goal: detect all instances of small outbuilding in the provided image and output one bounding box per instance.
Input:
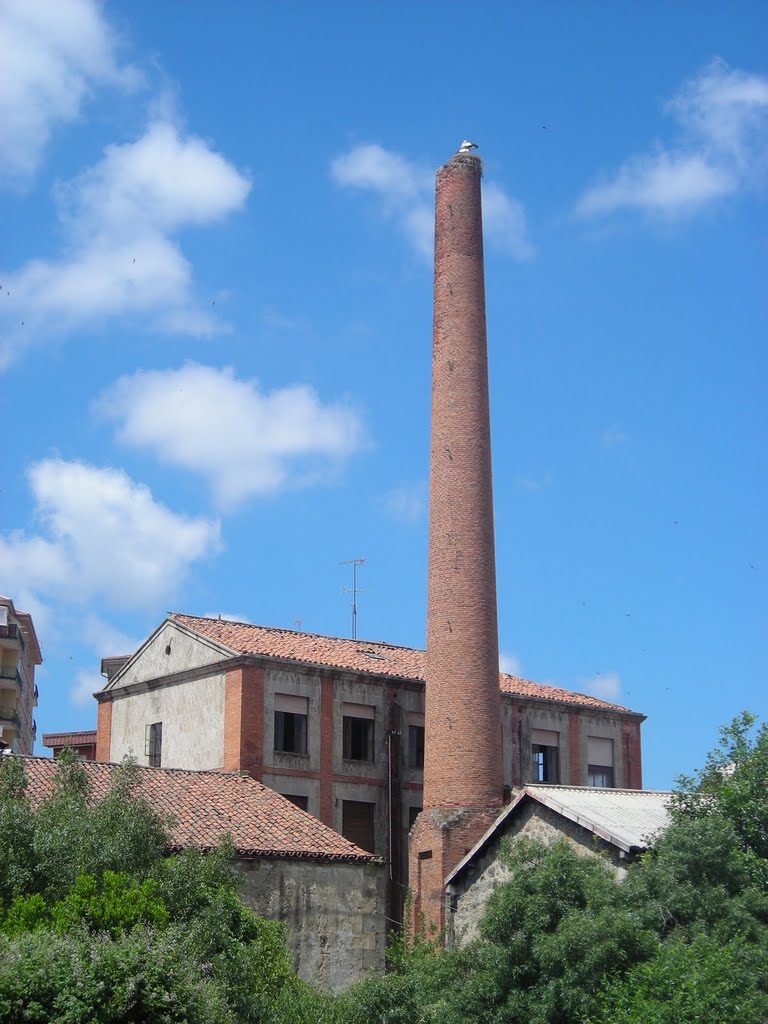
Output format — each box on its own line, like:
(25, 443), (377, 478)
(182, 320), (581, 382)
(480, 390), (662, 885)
(445, 784), (672, 946)
(20, 756), (386, 991)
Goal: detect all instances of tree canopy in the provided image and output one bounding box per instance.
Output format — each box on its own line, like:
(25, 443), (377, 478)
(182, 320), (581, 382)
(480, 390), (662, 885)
(2, 716), (766, 1023)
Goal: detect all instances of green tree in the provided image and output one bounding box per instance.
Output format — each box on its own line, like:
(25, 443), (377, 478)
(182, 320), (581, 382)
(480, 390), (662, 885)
(0, 752), (299, 1024)
(337, 714), (768, 1024)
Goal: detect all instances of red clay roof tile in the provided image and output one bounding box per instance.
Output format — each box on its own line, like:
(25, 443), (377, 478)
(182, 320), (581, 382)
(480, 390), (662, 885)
(169, 613), (637, 714)
(18, 757), (374, 862)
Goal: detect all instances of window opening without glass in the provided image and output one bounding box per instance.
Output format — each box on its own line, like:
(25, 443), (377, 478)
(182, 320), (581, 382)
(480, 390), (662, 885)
(342, 702), (375, 761)
(274, 693), (308, 755)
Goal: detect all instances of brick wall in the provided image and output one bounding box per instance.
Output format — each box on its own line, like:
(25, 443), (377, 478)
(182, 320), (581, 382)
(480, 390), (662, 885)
(223, 665), (264, 776)
(95, 699), (112, 762)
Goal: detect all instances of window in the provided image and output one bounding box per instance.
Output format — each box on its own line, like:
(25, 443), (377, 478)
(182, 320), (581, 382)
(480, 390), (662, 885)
(283, 794), (309, 811)
(342, 702), (374, 761)
(145, 722), (162, 767)
(587, 737), (614, 788)
(408, 805), (422, 831)
(531, 728), (560, 783)
(342, 800), (376, 852)
(274, 694), (308, 755)
(408, 718), (425, 769)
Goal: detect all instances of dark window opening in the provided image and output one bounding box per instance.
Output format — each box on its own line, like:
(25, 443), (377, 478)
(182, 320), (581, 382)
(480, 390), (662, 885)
(408, 724), (425, 769)
(284, 793), (309, 811)
(342, 800), (375, 852)
(274, 710), (308, 755)
(408, 805), (422, 831)
(145, 722), (162, 767)
(343, 715), (374, 761)
(588, 765), (614, 788)
(532, 743), (559, 783)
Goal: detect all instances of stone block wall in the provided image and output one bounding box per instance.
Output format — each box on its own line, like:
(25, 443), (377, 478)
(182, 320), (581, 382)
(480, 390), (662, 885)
(237, 856), (387, 992)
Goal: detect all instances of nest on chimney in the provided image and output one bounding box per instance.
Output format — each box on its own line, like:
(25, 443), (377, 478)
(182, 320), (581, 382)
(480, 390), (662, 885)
(447, 152), (484, 175)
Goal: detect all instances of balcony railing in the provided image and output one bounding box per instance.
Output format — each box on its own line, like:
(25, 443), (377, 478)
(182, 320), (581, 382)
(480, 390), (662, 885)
(0, 706), (18, 724)
(0, 624), (24, 650)
(0, 668), (23, 690)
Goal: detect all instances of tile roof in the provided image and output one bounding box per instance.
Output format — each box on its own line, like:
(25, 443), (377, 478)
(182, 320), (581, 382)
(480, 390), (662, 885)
(169, 613), (638, 715)
(446, 785), (673, 884)
(42, 731), (97, 748)
(18, 757), (374, 863)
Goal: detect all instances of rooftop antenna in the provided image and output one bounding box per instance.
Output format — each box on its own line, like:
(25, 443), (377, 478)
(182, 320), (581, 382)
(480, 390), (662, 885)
(339, 557), (366, 640)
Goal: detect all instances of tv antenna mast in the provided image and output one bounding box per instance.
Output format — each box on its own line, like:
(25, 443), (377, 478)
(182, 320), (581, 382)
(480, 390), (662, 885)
(339, 557), (366, 639)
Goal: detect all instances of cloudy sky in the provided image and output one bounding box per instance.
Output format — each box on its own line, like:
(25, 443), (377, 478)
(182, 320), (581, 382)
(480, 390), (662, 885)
(1, 0), (766, 787)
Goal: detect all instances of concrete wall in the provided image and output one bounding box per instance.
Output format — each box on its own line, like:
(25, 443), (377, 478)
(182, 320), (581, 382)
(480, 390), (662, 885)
(238, 856), (386, 992)
(109, 672), (226, 769)
(447, 800), (627, 947)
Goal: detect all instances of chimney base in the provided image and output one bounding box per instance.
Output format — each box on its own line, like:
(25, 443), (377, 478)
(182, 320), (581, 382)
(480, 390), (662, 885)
(408, 805), (500, 939)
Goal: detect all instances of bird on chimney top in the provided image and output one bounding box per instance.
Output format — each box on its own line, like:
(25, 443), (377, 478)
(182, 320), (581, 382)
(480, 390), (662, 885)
(458, 140), (479, 153)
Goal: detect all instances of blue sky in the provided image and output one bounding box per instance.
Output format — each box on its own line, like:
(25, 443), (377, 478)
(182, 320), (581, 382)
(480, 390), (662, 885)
(1, 0), (766, 788)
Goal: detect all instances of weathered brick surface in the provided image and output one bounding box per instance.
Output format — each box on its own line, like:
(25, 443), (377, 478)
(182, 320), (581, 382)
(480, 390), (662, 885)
(622, 720), (643, 789)
(223, 665), (264, 776)
(95, 698), (112, 762)
(569, 712), (582, 784)
(408, 805), (499, 936)
(320, 674), (334, 826)
(424, 152), (503, 812)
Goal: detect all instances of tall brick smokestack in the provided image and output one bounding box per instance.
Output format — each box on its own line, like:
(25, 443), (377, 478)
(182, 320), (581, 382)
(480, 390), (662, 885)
(409, 148), (503, 935)
(424, 151), (503, 811)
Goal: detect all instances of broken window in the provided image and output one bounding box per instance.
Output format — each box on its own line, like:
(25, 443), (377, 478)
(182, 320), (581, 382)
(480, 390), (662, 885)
(531, 728), (560, 783)
(408, 715), (425, 769)
(274, 694), (308, 755)
(342, 702), (375, 761)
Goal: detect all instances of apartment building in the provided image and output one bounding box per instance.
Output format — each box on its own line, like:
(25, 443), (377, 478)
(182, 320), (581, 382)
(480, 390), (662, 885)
(0, 596), (42, 754)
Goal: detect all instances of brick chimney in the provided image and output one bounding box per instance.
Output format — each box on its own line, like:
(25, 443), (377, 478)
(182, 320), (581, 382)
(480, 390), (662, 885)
(409, 149), (504, 936)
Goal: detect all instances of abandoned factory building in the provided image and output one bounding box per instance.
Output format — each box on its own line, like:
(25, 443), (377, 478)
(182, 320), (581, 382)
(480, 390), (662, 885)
(94, 611), (645, 921)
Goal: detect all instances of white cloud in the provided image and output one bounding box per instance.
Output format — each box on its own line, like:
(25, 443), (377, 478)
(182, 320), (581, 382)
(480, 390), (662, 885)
(203, 611), (253, 624)
(499, 652), (522, 676)
(378, 481), (427, 524)
(482, 183), (536, 260)
(1, 120), (251, 369)
(0, 459), (221, 610)
(581, 671), (622, 701)
(95, 363), (366, 510)
(576, 59), (768, 218)
(0, 0), (141, 181)
(70, 669), (103, 706)
(82, 614), (140, 657)
(331, 143), (532, 261)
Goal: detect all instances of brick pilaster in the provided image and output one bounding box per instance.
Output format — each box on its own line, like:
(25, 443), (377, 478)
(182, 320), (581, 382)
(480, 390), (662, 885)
(95, 698), (112, 762)
(223, 665), (264, 777)
(568, 712), (581, 785)
(319, 673), (334, 827)
(509, 705), (524, 788)
(622, 720), (643, 789)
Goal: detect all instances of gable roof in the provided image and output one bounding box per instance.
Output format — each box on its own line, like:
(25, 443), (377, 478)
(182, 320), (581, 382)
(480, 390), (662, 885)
(446, 784), (673, 885)
(18, 757), (374, 863)
(167, 613), (639, 715)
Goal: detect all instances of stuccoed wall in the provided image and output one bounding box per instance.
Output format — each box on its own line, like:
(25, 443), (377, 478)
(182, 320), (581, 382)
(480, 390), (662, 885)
(447, 800), (626, 947)
(238, 856), (386, 992)
(109, 672), (226, 769)
(113, 622), (225, 687)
